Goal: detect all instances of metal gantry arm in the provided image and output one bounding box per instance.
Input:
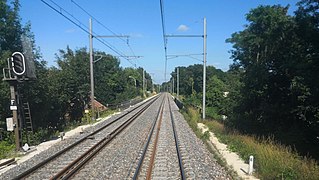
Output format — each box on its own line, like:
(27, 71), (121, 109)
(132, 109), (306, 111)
(165, 34), (204, 38)
(163, 17), (207, 119)
(88, 18), (143, 120)
(167, 53), (203, 62)
(93, 55), (143, 63)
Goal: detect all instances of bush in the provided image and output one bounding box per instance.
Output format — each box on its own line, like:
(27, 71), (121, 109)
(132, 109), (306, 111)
(204, 120), (319, 179)
(181, 107), (202, 138)
(25, 127), (58, 145)
(206, 106), (222, 120)
(0, 141), (15, 159)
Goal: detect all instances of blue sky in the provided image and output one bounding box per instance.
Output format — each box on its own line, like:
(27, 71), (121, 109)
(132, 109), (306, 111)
(19, 0), (299, 84)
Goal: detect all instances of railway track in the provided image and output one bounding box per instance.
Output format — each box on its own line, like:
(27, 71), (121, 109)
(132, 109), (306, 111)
(132, 93), (185, 180)
(4, 93), (229, 179)
(13, 95), (160, 180)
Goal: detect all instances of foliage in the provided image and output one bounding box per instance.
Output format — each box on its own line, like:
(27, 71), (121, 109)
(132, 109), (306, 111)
(165, 0), (319, 166)
(204, 120), (319, 180)
(0, 0), (22, 131)
(164, 64), (237, 120)
(181, 107), (202, 137)
(0, 141), (15, 159)
(226, 2), (319, 159)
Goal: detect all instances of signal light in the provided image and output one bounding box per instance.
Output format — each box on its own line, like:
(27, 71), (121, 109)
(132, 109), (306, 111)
(11, 52), (26, 76)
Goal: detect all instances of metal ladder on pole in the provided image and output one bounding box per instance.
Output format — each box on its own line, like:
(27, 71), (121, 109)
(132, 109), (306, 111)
(23, 102), (33, 133)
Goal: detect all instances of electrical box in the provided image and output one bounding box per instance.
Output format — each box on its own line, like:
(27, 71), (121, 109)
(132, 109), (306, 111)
(6, 118), (14, 131)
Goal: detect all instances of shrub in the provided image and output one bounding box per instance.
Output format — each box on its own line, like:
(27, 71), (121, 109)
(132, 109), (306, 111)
(204, 120), (319, 179)
(0, 141), (15, 159)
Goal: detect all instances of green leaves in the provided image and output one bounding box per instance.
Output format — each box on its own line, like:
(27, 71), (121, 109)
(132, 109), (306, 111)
(227, 2), (319, 160)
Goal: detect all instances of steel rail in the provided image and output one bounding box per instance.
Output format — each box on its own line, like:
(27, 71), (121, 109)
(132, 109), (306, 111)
(51, 95), (160, 179)
(132, 94), (166, 179)
(167, 95), (186, 180)
(13, 95), (159, 180)
(145, 97), (164, 180)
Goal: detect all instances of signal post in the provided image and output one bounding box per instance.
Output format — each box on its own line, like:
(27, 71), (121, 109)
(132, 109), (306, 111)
(3, 50), (36, 151)
(3, 52), (26, 150)
(10, 83), (21, 150)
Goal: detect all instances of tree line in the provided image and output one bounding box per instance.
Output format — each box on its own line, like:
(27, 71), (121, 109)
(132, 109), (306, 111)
(0, 0), (153, 142)
(166, 0), (319, 160)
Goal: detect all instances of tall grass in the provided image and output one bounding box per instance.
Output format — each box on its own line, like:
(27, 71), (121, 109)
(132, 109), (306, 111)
(203, 119), (319, 179)
(0, 141), (15, 159)
(181, 107), (202, 138)
(181, 106), (319, 179)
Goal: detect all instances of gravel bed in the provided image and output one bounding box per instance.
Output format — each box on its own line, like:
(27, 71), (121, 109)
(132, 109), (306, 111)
(150, 97), (180, 179)
(0, 93), (230, 179)
(168, 96), (230, 179)
(0, 96), (157, 180)
(72, 95), (165, 179)
(128, 99), (163, 179)
(133, 95), (180, 179)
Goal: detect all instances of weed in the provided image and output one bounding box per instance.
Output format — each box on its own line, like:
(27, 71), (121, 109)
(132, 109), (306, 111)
(204, 120), (319, 179)
(0, 141), (15, 159)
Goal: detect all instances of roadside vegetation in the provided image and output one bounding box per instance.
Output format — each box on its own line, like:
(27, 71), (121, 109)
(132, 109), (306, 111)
(183, 106), (319, 179)
(165, 0), (319, 167)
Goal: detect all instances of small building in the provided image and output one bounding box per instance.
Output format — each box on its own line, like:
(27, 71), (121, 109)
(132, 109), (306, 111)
(93, 100), (107, 112)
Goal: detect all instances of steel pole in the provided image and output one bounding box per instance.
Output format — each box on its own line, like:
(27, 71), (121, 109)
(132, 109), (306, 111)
(177, 67), (179, 98)
(143, 69), (145, 98)
(152, 81), (154, 93)
(10, 84), (21, 151)
(89, 18), (95, 120)
(172, 76), (175, 94)
(202, 17), (207, 119)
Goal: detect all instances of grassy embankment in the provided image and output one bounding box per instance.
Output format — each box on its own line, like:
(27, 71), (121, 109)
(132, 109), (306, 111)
(182, 106), (319, 180)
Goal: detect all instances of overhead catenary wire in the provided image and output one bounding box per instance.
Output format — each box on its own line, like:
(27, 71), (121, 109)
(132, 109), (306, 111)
(70, 0), (138, 62)
(41, 0), (136, 67)
(167, 53), (204, 62)
(70, 0), (127, 43)
(160, 0), (169, 82)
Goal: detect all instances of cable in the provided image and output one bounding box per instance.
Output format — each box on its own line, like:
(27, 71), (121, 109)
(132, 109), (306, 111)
(160, 0), (168, 82)
(71, 0), (138, 60)
(160, 0), (167, 48)
(70, 0), (127, 43)
(41, 0), (136, 66)
(42, 0), (89, 36)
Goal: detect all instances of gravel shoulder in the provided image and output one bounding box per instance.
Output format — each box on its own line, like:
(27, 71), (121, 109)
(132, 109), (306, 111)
(170, 98), (230, 179)
(198, 123), (259, 180)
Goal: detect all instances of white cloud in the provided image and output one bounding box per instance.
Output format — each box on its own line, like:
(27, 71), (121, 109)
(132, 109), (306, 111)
(177, 24), (189, 32)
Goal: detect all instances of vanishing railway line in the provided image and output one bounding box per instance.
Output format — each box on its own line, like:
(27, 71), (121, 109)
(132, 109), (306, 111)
(13, 95), (160, 179)
(2, 93), (229, 179)
(132, 94), (185, 179)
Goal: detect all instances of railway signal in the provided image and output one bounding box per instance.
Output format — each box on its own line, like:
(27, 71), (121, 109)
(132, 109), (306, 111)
(11, 52), (26, 76)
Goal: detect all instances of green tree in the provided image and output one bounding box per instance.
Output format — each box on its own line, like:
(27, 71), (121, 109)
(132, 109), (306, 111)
(206, 75), (226, 119)
(0, 0), (22, 128)
(227, 5), (299, 132)
(227, 3), (319, 159)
